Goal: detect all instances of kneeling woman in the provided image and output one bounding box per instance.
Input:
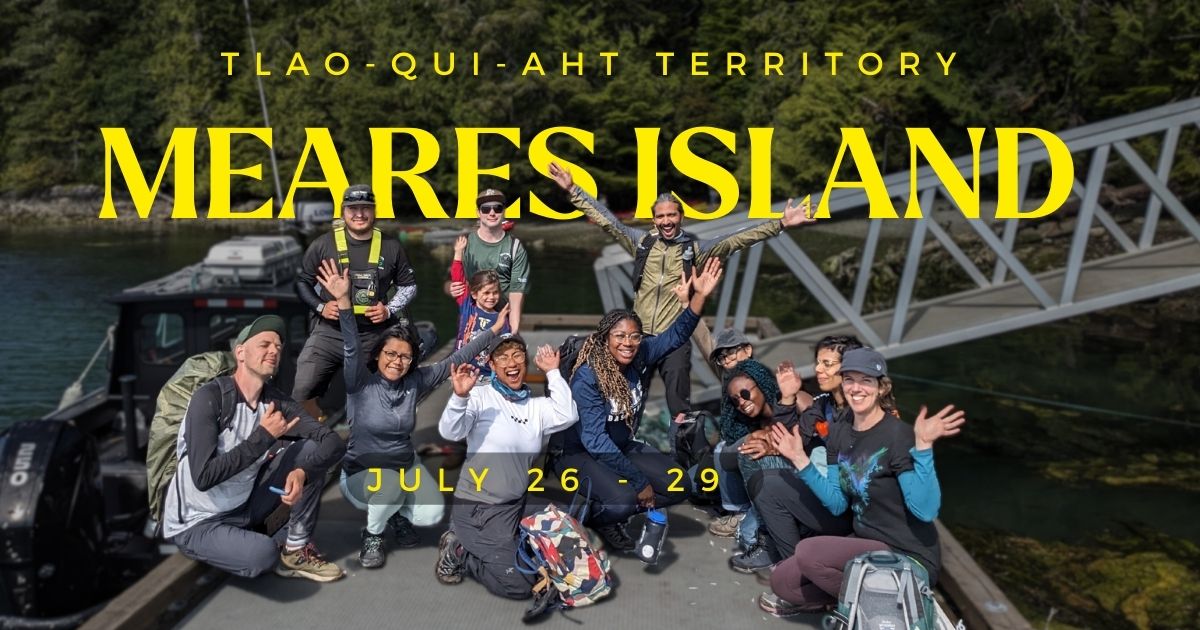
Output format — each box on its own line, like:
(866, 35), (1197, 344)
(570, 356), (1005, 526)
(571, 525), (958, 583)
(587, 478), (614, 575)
(316, 260), (507, 569)
(549, 259), (723, 551)
(435, 337), (579, 598)
(759, 348), (964, 617)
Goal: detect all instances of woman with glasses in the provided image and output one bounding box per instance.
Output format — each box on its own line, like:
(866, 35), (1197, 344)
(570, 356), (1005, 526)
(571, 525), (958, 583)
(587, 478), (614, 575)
(316, 259), (509, 569)
(756, 348), (964, 617)
(745, 335), (863, 573)
(548, 258), (724, 552)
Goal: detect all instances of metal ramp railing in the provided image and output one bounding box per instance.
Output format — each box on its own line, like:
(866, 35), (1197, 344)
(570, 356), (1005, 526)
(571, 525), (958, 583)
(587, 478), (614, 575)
(594, 98), (1200, 376)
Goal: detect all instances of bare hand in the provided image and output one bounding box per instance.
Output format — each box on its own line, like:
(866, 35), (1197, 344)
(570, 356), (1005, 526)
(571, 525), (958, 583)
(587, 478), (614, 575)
(770, 423), (809, 469)
(548, 162), (574, 192)
(281, 468), (305, 506)
(260, 402), (301, 438)
(781, 195), (817, 228)
(320, 300), (340, 321)
(534, 345), (560, 372)
(453, 234), (467, 258)
(776, 361), (803, 402)
(316, 258), (350, 301)
(913, 404), (966, 450)
(490, 303), (511, 334)
(738, 436), (771, 460)
(364, 302), (389, 324)
(450, 281), (467, 299)
(635, 484), (655, 509)
(689, 257), (724, 299)
(449, 363), (479, 397)
(671, 274), (691, 306)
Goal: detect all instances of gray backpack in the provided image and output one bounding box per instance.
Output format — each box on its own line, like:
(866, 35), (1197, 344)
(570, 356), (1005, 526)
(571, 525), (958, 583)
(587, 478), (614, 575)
(826, 551), (940, 630)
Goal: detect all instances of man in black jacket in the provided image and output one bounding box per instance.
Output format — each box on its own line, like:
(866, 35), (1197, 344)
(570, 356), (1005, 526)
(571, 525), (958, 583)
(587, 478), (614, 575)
(163, 315), (347, 581)
(293, 185), (418, 418)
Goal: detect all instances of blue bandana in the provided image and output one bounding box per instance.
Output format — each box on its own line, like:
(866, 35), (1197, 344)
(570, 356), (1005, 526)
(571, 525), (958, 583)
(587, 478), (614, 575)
(490, 373), (531, 402)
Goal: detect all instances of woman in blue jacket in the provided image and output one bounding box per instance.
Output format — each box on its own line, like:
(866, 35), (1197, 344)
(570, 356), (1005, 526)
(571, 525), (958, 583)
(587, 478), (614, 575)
(549, 258), (723, 551)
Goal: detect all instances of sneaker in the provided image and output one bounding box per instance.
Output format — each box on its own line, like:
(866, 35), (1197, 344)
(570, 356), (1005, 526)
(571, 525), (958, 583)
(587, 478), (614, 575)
(757, 591), (831, 617)
(594, 522), (635, 553)
(729, 542), (774, 574)
(359, 529), (385, 569)
(276, 542), (345, 582)
(389, 513), (419, 548)
(436, 530), (464, 585)
(707, 513), (745, 538)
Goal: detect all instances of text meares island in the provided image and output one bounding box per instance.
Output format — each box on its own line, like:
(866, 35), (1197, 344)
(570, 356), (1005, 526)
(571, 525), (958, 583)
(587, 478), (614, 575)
(98, 126), (1074, 221)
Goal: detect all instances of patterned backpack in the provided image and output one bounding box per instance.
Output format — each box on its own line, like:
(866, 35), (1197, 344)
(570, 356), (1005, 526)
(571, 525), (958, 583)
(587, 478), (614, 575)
(516, 500), (612, 609)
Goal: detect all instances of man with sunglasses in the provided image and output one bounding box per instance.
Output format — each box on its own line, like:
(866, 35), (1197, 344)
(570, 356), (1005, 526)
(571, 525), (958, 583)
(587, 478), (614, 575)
(455, 188), (531, 333)
(293, 184), (418, 419)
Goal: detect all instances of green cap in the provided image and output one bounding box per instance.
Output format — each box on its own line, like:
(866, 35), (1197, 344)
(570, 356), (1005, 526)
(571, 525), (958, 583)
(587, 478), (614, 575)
(235, 315), (286, 346)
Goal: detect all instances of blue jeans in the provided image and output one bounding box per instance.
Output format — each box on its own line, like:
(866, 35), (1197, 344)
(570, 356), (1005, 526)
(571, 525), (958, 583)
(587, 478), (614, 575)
(713, 440), (759, 548)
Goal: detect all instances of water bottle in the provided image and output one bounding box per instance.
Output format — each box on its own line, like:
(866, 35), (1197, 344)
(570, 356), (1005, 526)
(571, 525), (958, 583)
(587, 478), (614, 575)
(636, 509), (669, 565)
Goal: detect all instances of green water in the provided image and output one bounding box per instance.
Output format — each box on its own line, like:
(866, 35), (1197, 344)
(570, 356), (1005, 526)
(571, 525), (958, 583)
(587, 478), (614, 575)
(2, 228), (1198, 553)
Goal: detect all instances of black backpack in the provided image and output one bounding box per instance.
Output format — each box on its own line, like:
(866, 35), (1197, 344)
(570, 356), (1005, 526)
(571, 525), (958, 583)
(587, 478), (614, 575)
(631, 232), (700, 293)
(671, 410), (722, 504)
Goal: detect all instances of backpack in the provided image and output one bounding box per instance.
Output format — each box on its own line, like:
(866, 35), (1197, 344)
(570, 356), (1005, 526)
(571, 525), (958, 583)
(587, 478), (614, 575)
(516, 492), (612, 610)
(671, 410), (722, 504)
(825, 551), (939, 630)
(556, 334), (589, 384)
(631, 232), (700, 293)
(146, 351), (237, 527)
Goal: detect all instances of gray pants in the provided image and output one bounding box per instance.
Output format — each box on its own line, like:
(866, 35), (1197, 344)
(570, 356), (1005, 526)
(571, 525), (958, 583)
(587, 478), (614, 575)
(293, 321), (386, 401)
(750, 468), (853, 562)
(170, 440), (326, 578)
(450, 497), (536, 600)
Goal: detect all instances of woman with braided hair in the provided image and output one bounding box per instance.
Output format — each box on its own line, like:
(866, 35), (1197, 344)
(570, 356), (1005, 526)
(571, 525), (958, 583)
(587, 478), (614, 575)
(549, 258), (724, 552)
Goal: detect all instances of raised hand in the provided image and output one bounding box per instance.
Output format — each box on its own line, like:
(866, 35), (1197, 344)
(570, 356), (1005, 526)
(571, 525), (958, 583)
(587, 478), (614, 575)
(913, 404), (966, 450)
(671, 271), (692, 305)
(490, 303), (511, 334)
(689, 257), (724, 299)
(534, 345), (560, 372)
(776, 361), (803, 402)
(259, 401), (301, 438)
(449, 363), (479, 397)
(548, 162), (574, 192)
(316, 258), (350, 301)
(453, 234), (467, 259)
(770, 422), (810, 470)
(781, 195), (818, 228)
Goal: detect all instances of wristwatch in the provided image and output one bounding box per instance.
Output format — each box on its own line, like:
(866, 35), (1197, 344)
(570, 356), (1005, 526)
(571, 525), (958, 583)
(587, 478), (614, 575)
(316, 303), (325, 314)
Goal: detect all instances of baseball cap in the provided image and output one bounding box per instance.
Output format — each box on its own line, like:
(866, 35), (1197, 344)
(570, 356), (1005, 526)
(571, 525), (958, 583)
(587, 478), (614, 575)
(838, 348), (888, 378)
(477, 188), (505, 207)
(235, 315), (286, 346)
(486, 333), (527, 360)
(342, 184), (375, 206)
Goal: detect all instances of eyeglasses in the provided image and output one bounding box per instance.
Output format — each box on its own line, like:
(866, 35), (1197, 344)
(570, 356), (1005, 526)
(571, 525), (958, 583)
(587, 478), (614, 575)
(717, 345), (750, 366)
(492, 351), (526, 366)
(815, 359), (841, 370)
(344, 189), (375, 204)
(479, 204), (504, 215)
(381, 350), (414, 365)
(609, 332), (644, 345)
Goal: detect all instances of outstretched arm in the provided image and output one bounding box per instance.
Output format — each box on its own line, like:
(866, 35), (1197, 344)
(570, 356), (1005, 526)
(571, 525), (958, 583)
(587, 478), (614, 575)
(550, 162), (644, 254)
(697, 197), (818, 263)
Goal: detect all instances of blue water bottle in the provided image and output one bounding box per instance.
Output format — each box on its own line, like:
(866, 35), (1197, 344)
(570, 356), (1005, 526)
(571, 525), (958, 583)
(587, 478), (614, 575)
(636, 509), (669, 565)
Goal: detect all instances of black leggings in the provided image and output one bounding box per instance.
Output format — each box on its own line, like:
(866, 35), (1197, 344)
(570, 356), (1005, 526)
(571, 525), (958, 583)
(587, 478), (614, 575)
(552, 442), (693, 526)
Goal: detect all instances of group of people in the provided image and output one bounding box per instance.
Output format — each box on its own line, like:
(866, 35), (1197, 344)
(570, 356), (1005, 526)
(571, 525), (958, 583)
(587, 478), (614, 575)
(161, 170), (964, 618)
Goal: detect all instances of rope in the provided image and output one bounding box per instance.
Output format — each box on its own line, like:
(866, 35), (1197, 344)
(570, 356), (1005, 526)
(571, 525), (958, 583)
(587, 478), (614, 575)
(889, 372), (1194, 429)
(56, 325), (115, 411)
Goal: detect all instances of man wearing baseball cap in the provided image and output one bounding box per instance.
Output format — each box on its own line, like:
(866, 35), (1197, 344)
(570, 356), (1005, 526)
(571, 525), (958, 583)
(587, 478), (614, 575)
(453, 188), (531, 333)
(163, 315), (347, 582)
(293, 184), (419, 419)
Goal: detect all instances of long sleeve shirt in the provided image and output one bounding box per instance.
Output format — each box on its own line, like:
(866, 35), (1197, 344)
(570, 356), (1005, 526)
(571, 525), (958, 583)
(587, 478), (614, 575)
(439, 369), (578, 503)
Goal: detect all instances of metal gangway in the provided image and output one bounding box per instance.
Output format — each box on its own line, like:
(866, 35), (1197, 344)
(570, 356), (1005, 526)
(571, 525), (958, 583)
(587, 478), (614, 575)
(594, 98), (1200, 385)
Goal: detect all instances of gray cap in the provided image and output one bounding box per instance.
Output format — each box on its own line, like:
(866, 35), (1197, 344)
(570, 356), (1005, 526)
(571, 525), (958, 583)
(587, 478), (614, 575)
(235, 315), (286, 346)
(486, 333), (527, 360)
(342, 184), (375, 206)
(709, 328), (751, 361)
(839, 348), (887, 378)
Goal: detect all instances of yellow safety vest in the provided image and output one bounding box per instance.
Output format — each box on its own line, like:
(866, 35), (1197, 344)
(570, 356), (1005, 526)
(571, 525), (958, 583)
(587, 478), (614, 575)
(332, 220), (382, 315)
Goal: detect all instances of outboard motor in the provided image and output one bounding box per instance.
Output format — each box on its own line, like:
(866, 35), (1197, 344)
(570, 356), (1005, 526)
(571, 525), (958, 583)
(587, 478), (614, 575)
(0, 420), (106, 617)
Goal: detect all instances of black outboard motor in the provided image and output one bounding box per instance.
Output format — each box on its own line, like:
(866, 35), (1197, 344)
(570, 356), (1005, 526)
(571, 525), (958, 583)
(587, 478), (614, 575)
(0, 420), (106, 617)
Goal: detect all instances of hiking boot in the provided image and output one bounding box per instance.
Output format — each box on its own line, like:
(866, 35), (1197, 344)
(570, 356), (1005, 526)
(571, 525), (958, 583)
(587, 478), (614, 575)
(436, 530), (465, 585)
(757, 591), (832, 617)
(729, 542), (774, 573)
(707, 513), (744, 538)
(276, 542), (345, 582)
(359, 529), (385, 569)
(594, 522), (635, 552)
(389, 513), (419, 548)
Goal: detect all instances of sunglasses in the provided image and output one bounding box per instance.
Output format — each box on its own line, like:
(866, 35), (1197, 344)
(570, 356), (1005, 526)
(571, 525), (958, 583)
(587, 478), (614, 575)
(479, 204), (504, 215)
(344, 189), (375, 204)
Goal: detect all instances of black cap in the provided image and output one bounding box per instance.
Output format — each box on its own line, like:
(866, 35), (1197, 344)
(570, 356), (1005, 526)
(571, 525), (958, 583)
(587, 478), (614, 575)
(235, 315), (286, 346)
(486, 333), (527, 360)
(342, 184), (375, 206)
(838, 348), (887, 378)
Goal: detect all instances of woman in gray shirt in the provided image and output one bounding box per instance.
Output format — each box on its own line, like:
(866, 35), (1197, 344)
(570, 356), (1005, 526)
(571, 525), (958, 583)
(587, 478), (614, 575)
(316, 259), (508, 569)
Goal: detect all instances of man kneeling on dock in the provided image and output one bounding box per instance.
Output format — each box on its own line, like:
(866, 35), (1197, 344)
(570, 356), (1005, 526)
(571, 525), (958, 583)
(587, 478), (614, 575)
(162, 315), (347, 582)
